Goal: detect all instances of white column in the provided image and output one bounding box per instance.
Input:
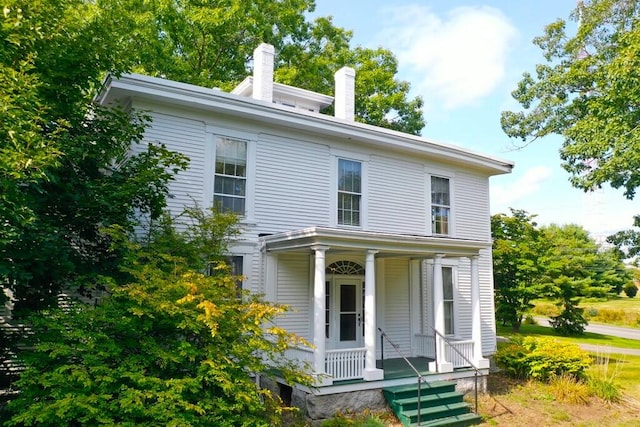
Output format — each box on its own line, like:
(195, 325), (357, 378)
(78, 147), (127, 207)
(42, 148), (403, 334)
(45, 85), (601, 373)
(429, 254), (453, 373)
(311, 245), (332, 385)
(363, 250), (383, 381)
(471, 255), (490, 369)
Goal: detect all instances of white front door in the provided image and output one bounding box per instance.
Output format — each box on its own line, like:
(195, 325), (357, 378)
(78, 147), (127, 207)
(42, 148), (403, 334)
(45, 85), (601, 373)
(333, 278), (363, 348)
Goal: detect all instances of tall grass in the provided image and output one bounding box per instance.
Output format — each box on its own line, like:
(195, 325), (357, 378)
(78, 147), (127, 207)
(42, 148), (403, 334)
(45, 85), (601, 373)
(587, 350), (623, 404)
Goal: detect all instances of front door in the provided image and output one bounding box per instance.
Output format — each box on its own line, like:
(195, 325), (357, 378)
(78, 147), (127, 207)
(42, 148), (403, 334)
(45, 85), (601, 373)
(334, 278), (363, 348)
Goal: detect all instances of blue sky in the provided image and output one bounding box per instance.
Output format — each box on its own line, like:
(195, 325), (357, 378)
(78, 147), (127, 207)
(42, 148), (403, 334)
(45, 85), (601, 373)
(312, 0), (637, 239)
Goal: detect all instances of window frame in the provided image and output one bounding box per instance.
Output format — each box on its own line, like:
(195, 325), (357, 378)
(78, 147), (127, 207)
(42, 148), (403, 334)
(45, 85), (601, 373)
(330, 150), (368, 229)
(206, 128), (256, 223)
(428, 174), (454, 236)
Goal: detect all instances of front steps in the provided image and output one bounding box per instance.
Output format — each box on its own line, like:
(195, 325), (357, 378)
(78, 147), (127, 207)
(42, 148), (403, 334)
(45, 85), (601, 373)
(383, 380), (482, 427)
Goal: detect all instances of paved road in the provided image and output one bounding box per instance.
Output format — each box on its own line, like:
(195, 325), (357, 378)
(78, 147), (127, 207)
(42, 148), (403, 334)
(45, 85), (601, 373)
(532, 316), (640, 356)
(533, 316), (640, 341)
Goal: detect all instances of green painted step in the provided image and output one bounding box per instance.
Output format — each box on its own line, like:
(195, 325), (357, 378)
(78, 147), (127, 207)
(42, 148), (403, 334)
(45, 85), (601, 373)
(383, 381), (481, 427)
(418, 412), (483, 427)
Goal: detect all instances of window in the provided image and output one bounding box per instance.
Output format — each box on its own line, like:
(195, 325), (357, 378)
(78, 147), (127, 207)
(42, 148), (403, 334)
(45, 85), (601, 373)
(214, 136), (247, 215)
(431, 176), (450, 235)
(443, 267), (454, 335)
(207, 256), (244, 294)
(338, 159), (361, 226)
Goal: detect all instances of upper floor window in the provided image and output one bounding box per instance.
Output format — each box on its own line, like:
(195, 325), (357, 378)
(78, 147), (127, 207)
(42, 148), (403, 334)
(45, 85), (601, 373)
(214, 136), (247, 215)
(431, 176), (450, 235)
(338, 159), (361, 226)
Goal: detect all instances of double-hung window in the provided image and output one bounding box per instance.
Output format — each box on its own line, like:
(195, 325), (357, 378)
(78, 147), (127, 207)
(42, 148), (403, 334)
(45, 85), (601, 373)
(431, 176), (450, 235)
(214, 136), (247, 215)
(338, 159), (362, 226)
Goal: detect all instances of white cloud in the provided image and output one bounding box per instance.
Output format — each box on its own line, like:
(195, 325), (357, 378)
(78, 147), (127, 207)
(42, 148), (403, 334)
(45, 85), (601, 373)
(491, 165), (553, 210)
(379, 4), (518, 111)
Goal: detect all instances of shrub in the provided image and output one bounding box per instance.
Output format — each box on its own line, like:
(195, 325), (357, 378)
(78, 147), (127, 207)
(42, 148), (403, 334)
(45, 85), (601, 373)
(587, 352), (622, 404)
(623, 282), (638, 298)
(495, 337), (591, 382)
(547, 373), (590, 405)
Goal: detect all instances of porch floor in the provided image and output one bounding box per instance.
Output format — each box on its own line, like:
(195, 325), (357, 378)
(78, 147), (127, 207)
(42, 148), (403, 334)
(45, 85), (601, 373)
(377, 357), (433, 380)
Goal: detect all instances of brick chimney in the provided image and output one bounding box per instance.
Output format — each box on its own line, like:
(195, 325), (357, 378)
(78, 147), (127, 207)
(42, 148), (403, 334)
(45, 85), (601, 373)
(252, 43), (274, 102)
(334, 66), (356, 121)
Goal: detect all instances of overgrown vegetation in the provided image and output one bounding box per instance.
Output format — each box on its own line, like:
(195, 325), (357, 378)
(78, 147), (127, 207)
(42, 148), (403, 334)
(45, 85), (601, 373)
(4, 209), (312, 426)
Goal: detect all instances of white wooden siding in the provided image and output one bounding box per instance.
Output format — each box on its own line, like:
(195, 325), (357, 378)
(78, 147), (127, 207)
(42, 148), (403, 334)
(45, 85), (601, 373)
(254, 134), (331, 232)
(368, 155), (426, 233)
(275, 254), (311, 340)
(382, 258), (411, 355)
(143, 112), (207, 219)
(478, 249), (497, 354)
(453, 170), (491, 241)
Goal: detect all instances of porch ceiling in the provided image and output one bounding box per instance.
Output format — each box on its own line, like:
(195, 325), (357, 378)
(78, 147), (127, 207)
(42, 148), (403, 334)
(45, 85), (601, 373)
(261, 226), (490, 257)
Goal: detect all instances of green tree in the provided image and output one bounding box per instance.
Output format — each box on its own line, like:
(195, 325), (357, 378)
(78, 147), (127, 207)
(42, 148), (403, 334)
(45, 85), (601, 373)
(539, 224), (601, 335)
(501, 0), (640, 198)
(7, 208), (311, 426)
(491, 209), (546, 332)
(122, 0), (425, 134)
(1, 0), (187, 314)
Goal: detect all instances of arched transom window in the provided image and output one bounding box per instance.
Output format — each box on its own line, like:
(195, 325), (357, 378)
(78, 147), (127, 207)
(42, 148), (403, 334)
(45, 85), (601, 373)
(326, 260), (364, 275)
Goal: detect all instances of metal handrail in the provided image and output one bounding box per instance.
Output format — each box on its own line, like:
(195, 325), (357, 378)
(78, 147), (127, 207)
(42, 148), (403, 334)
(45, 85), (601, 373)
(378, 327), (426, 427)
(431, 327), (480, 414)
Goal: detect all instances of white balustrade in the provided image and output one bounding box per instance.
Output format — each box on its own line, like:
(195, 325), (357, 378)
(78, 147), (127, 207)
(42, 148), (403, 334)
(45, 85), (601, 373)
(414, 334), (436, 359)
(325, 348), (366, 381)
(445, 339), (474, 368)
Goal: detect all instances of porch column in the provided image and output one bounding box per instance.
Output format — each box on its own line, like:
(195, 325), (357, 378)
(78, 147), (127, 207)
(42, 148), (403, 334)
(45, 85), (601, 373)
(429, 254), (453, 373)
(311, 245), (332, 386)
(471, 255), (490, 369)
(363, 249), (384, 381)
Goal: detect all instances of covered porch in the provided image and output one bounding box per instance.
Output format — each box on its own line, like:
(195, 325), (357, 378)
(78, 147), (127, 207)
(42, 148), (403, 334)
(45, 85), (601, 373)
(262, 227), (492, 386)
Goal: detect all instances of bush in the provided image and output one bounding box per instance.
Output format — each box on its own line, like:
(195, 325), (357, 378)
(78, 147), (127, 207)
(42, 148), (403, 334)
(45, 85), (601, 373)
(623, 282), (638, 298)
(547, 373), (590, 405)
(495, 337), (592, 382)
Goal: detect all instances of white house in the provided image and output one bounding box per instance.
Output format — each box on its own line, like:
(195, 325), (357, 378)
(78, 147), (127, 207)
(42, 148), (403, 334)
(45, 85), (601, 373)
(97, 43), (513, 422)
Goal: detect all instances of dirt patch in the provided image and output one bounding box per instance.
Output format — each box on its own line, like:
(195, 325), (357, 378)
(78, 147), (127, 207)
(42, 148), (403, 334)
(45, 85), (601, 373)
(475, 373), (640, 426)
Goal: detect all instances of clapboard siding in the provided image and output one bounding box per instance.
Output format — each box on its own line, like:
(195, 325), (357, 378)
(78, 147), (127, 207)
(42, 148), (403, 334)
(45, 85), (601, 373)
(144, 112), (207, 218)
(368, 155), (426, 234)
(383, 258), (411, 354)
(454, 170), (491, 240)
(455, 258), (473, 339)
(254, 134), (330, 232)
(478, 249), (497, 355)
(276, 254), (311, 340)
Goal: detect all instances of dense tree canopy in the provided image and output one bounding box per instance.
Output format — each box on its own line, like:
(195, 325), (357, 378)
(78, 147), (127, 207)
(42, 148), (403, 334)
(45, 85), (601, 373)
(491, 210), (632, 334)
(501, 0), (640, 198)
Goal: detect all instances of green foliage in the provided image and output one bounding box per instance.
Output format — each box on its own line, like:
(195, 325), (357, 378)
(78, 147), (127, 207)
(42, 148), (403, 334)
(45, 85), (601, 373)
(491, 209), (546, 332)
(501, 0), (640, 198)
(623, 282), (638, 298)
(495, 337), (592, 382)
(320, 411), (387, 427)
(7, 208), (312, 426)
(587, 352), (623, 404)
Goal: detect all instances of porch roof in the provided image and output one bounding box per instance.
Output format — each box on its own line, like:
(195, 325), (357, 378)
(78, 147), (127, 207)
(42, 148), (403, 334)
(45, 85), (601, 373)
(261, 227), (490, 257)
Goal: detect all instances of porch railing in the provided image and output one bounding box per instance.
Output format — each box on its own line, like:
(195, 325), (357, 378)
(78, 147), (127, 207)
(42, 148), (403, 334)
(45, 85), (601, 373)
(431, 327), (480, 415)
(284, 345), (314, 368)
(445, 339), (474, 368)
(325, 348), (366, 381)
(414, 333), (436, 359)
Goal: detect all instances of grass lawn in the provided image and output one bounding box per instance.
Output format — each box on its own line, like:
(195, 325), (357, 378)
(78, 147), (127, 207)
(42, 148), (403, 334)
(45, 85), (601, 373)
(496, 323), (640, 349)
(533, 296), (640, 328)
